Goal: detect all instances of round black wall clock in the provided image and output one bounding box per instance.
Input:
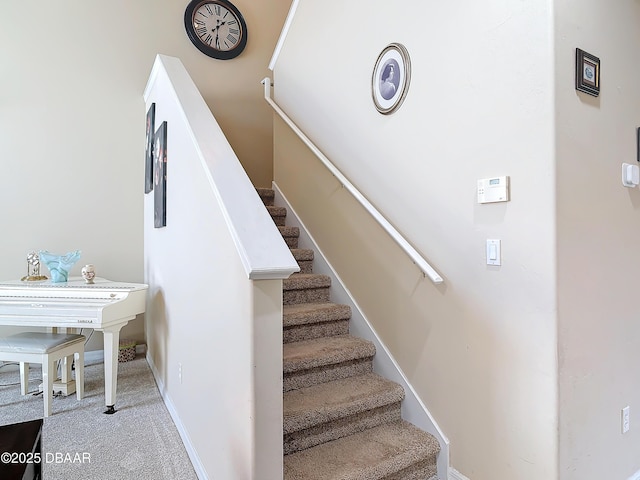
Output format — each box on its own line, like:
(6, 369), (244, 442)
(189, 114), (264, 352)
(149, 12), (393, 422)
(184, 0), (248, 60)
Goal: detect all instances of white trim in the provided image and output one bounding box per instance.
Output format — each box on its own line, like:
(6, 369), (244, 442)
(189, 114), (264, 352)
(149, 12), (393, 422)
(146, 352), (208, 480)
(263, 78), (443, 284)
(268, 0), (300, 71)
(145, 55), (299, 281)
(449, 467), (471, 480)
(272, 182), (450, 478)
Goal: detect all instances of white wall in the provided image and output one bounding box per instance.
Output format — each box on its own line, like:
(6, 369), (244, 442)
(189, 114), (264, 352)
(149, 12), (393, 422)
(144, 55), (297, 479)
(0, 0), (290, 349)
(555, 2), (640, 479)
(272, 1), (558, 479)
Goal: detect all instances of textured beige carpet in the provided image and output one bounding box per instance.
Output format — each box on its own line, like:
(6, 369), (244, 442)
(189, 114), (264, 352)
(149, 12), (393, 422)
(259, 187), (441, 480)
(0, 355), (197, 480)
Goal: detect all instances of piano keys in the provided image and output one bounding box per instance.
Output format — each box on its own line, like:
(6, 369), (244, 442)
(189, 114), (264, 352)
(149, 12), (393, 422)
(0, 277), (148, 414)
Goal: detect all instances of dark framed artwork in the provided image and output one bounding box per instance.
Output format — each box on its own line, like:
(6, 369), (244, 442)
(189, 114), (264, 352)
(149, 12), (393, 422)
(575, 48), (600, 97)
(154, 121), (167, 228)
(144, 103), (155, 194)
(372, 43), (411, 115)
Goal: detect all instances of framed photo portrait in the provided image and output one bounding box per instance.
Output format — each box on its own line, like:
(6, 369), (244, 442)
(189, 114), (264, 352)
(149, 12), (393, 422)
(154, 121), (167, 228)
(372, 43), (411, 115)
(575, 48), (600, 97)
(144, 103), (155, 194)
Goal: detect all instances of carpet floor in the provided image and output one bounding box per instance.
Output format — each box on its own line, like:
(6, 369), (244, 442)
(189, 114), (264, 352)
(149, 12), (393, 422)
(0, 355), (198, 480)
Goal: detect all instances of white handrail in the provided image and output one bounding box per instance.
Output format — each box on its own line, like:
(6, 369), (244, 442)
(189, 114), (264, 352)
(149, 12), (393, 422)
(262, 78), (443, 284)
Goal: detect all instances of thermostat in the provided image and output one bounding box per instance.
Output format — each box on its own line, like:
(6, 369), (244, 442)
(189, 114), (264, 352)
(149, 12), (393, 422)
(477, 176), (510, 204)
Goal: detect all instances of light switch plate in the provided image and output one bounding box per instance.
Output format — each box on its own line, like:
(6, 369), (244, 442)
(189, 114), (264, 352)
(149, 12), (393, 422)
(487, 239), (501, 266)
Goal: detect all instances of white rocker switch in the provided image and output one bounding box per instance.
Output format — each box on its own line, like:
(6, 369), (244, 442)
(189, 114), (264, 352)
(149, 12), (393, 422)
(486, 239), (501, 266)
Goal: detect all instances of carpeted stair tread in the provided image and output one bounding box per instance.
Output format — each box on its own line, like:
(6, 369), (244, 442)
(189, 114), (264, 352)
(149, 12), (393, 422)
(283, 420), (440, 480)
(283, 274), (332, 305)
(290, 249), (314, 274)
(279, 226), (300, 248)
(256, 187), (274, 206)
(266, 205), (287, 216)
(279, 225), (299, 237)
(283, 335), (375, 373)
(284, 273), (331, 290)
(284, 373), (404, 433)
(267, 205), (287, 225)
(283, 302), (351, 327)
(290, 248), (314, 261)
(283, 301), (351, 343)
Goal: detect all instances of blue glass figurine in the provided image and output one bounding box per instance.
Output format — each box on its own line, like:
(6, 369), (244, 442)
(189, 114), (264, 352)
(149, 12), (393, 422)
(39, 250), (81, 283)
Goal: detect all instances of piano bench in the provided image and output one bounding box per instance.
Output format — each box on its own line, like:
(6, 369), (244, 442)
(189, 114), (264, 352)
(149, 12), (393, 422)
(0, 332), (85, 417)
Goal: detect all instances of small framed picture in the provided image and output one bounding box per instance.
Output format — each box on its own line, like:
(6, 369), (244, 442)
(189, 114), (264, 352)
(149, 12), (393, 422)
(154, 121), (167, 228)
(575, 48), (600, 97)
(372, 43), (411, 115)
(144, 103), (155, 194)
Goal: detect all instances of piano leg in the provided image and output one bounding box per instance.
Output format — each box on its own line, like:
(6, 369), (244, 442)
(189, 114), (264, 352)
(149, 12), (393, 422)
(102, 325), (124, 415)
(47, 327), (76, 396)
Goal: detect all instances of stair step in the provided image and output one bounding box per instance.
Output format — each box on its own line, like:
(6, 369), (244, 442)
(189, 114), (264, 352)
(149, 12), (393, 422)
(283, 302), (350, 343)
(256, 187), (274, 206)
(283, 273), (331, 305)
(283, 420), (440, 480)
(283, 335), (375, 391)
(257, 186), (442, 479)
(266, 205), (287, 226)
(290, 248), (314, 274)
(279, 226), (299, 248)
(284, 373), (404, 454)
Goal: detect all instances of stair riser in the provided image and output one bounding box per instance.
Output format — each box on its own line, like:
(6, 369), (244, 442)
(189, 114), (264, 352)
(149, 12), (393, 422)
(284, 320), (349, 343)
(283, 236), (299, 249)
(383, 459), (438, 480)
(284, 288), (330, 305)
(271, 215), (286, 226)
(296, 261), (313, 274)
(284, 358), (373, 392)
(256, 188), (274, 206)
(284, 402), (402, 455)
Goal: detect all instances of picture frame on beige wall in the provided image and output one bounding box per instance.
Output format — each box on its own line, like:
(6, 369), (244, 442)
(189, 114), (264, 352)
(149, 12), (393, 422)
(575, 48), (600, 97)
(372, 43), (411, 115)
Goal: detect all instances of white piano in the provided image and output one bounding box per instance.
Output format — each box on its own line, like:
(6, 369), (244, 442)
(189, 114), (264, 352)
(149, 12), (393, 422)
(0, 277), (148, 414)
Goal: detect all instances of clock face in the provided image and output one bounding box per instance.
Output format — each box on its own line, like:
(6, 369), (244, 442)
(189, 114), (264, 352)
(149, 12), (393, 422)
(184, 0), (247, 60)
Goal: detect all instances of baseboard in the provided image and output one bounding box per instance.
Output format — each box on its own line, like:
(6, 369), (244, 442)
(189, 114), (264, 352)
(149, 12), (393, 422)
(146, 352), (208, 480)
(83, 346), (208, 479)
(449, 467), (471, 480)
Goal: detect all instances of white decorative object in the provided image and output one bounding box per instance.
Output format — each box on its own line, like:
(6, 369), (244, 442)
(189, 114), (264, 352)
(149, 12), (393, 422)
(81, 264), (96, 284)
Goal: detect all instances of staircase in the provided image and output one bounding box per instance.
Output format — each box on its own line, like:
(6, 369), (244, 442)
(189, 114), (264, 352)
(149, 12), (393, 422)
(257, 188), (441, 480)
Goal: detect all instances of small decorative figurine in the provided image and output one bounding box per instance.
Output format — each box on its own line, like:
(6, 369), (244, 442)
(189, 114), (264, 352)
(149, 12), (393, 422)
(81, 264), (96, 284)
(21, 251), (48, 282)
(39, 250), (81, 283)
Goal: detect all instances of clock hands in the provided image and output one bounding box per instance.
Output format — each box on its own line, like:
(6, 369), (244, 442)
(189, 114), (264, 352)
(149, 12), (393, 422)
(212, 18), (226, 49)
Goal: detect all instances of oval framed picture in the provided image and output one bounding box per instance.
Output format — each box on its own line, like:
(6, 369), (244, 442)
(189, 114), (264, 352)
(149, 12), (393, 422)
(372, 43), (411, 115)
